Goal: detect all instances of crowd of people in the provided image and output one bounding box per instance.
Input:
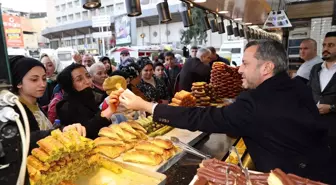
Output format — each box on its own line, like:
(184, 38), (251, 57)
(110, 32), (336, 183)
(7, 31), (336, 184)
(9, 45), (226, 149)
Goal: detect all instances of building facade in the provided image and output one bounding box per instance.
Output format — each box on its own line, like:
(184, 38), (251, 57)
(1, 7), (49, 51)
(42, 0), (245, 54)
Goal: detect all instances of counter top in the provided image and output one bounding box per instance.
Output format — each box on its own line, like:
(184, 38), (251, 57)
(163, 133), (237, 185)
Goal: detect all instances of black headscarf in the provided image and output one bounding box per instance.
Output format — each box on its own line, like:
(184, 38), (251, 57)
(10, 55), (46, 93)
(57, 63), (97, 111)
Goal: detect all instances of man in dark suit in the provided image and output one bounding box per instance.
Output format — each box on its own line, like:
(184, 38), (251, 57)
(308, 31), (336, 158)
(115, 40), (333, 183)
(208, 46), (230, 66)
(178, 48), (212, 91)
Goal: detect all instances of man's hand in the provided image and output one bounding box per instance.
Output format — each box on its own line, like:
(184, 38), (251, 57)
(63, 123), (86, 137)
(119, 89), (155, 114)
(317, 104), (331, 115)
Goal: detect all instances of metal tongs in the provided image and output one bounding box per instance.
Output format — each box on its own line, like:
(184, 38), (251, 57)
(170, 136), (211, 159)
(230, 146), (251, 185)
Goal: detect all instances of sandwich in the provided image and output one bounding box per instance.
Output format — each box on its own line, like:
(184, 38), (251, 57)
(123, 151), (163, 166)
(149, 138), (173, 150)
(119, 122), (141, 138)
(98, 127), (121, 140)
(94, 137), (124, 147)
(93, 145), (126, 159)
(127, 121), (147, 133)
(135, 141), (165, 155)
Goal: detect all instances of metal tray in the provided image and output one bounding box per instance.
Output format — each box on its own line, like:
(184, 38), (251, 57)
(75, 161), (167, 185)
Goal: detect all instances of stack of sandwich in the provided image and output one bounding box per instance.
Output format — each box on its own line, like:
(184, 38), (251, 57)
(191, 82), (211, 107)
(170, 90), (196, 107)
(93, 122), (148, 160)
(27, 129), (96, 185)
(123, 138), (178, 166)
(210, 62), (243, 99)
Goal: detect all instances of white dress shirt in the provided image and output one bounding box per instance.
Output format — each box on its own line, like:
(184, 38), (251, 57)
(296, 56), (323, 80)
(319, 62), (336, 92)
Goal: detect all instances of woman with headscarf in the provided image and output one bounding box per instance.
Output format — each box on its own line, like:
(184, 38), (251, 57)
(136, 57), (170, 104)
(99, 56), (114, 76)
(9, 56), (86, 149)
(56, 63), (114, 139)
(39, 54), (58, 108)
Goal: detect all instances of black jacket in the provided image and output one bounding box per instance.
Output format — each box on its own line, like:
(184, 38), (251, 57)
(56, 88), (111, 139)
(309, 63), (336, 136)
(179, 57), (211, 91)
(153, 72), (334, 183)
(1, 104), (52, 185)
(210, 54), (230, 67)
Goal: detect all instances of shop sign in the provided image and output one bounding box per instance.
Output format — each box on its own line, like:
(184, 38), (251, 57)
(2, 14), (24, 48)
(114, 15), (131, 45)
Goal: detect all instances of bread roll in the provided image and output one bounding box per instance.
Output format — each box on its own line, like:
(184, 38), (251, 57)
(98, 127), (121, 140)
(127, 121), (147, 133)
(149, 138), (173, 149)
(123, 151), (163, 166)
(93, 146), (126, 159)
(94, 137), (124, 146)
(135, 141), (166, 155)
(27, 155), (50, 171)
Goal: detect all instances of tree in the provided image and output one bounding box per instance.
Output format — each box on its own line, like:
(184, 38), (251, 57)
(180, 7), (208, 46)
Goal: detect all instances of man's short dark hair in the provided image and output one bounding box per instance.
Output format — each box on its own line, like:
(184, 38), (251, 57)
(207, 47), (216, 54)
(245, 39), (288, 74)
(164, 51), (175, 58)
(191, 46), (198, 50)
(325, 31), (336, 38)
(154, 62), (165, 70)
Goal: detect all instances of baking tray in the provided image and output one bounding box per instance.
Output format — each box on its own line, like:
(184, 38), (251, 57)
(75, 161), (167, 185)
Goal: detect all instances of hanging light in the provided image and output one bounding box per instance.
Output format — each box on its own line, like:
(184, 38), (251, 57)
(246, 28), (251, 40)
(125, 0), (142, 17)
(217, 17), (225, 34)
(179, 2), (193, 27)
(209, 13), (218, 32)
(202, 11), (211, 31)
(226, 20), (234, 36)
(194, 0), (207, 3)
(239, 25), (245, 37)
(233, 22), (239, 37)
(82, 0), (101, 10)
(157, 0), (172, 23)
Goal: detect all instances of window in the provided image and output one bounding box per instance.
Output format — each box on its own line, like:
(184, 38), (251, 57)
(67, 2), (73, 8)
(65, 40), (71, 46)
(82, 11), (88, 20)
(87, 38), (91, 44)
(74, 0), (80, 6)
(106, 5), (113, 13)
(55, 5), (60, 11)
(75, 12), (81, 20)
(62, 16), (67, 22)
(78, 38), (85, 45)
(68, 14), (74, 21)
(72, 39), (76, 46)
(99, 7), (105, 15)
(61, 4), (66, 11)
(56, 17), (61, 24)
(116, 3), (124, 11)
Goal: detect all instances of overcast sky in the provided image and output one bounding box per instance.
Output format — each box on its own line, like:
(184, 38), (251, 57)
(1, 0), (47, 12)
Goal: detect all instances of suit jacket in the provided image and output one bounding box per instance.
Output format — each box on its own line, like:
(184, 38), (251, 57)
(153, 72), (333, 183)
(179, 57), (211, 91)
(309, 63), (336, 136)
